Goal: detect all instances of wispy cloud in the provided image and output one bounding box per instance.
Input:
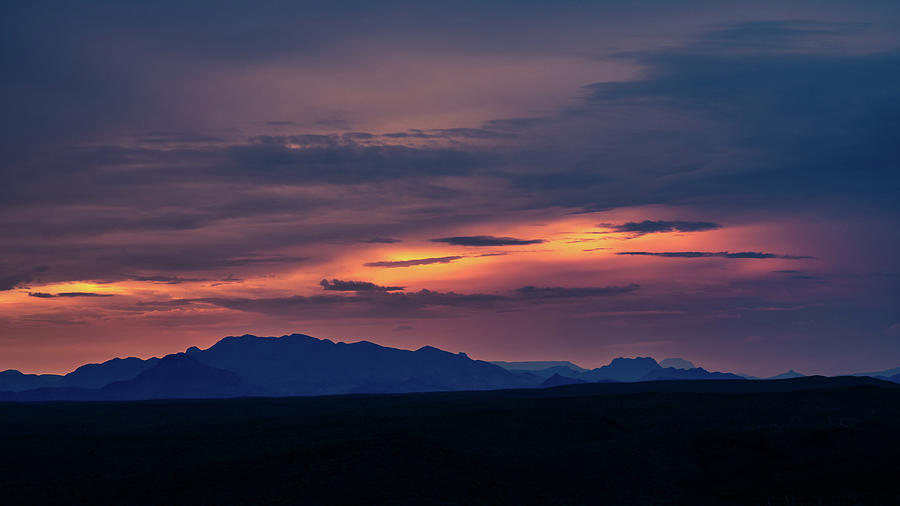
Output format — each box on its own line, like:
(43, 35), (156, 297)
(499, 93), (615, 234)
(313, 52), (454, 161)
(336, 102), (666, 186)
(320, 279), (405, 291)
(28, 292), (114, 298)
(616, 251), (813, 259)
(431, 235), (544, 246)
(364, 256), (465, 268)
(514, 284), (640, 299)
(602, 220), (722, 236)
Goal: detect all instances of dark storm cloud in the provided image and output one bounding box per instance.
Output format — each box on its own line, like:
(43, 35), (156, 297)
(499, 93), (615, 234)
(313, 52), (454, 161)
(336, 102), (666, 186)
(224, 138), (491, 185)
(1, 139), (492, 216)
(26, 292), (55, 299)
(134, 132), (228, 145)
(514, 284), (640, 299)
(363, 237), (402, 243)
(28, 292), (114, 298)
(320, 279), (405, 292)
(385, 128), (516, 140)
(364, 256), (464, 268)
(194, 288), (507, 318)
(130, 275), (208, 284)
(617, 251), (813, 259)
(572, 24), (900, 212)
(773, 270), (827, 281)
(605, 220), (722, 235)
(185, 279), (642, 319)
(4, 18), (897, 289)
(0, 266), (47, 291)
(431, 236), (545, 246)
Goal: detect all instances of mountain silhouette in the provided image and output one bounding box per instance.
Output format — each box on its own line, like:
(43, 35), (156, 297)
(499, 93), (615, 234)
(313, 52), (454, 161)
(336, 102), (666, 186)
(2, 333), (899, 402)
(582, 357), (663, 382)
(100, 353), (255, 399)
(61, 356), (160, 388)
(540, 373), (588, 388)
(659, 358), (695, 369)
(766, 369), (805, 380)
(852, 366), (900, 378)
(881, 372), (900, 384)
(186, 334), (530, 396)
(0, 357), (159, 392)
(508, 364), (586, 380)
(0, 354), (255, 401)
(0, 369), (62, 392)
(639, 366), (744, 381)
(491, 360), (587, 372)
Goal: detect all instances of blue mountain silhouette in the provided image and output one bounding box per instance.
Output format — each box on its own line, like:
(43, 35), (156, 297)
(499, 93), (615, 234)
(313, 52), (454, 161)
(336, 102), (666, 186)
(582, 357), (663, 382)
(765, 369), (805, 380)
(638, 366), (744, 381)
(490, 360), (587, 372)
(188, 335), (531, 395)
(1, 333), (898, 401)
(0, 356), (159, 392)
(0, 334), (531, 401)
(540, 373), (588, 387)
(0, 369), (62, 392)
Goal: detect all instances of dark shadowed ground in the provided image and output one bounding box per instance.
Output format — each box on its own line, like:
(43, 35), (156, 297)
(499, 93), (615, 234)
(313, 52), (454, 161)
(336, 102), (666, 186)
(1, 377), (899, 505)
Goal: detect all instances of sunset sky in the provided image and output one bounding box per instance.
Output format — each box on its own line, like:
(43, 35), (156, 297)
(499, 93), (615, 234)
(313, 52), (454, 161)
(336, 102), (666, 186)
(2, 1), (899, 376)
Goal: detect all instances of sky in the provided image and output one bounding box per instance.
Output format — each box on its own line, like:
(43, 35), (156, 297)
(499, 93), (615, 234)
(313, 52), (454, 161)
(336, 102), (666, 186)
(2, 1), (899, 376)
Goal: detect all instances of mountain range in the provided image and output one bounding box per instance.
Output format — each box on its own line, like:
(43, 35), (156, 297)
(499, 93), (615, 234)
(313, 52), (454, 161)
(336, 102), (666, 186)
(1, 333), (898, 402)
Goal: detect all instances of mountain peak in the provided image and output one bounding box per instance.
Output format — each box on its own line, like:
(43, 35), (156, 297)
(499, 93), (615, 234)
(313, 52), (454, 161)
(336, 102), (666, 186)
(659, 358), (695, 370)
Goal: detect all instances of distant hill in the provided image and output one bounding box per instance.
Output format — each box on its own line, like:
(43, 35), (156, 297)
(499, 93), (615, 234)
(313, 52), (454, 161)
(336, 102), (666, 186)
(639, 367), (744, 381)
(509, 365), (585, 380)
(187, 334), (531, 396)
(0, 356), (159, 392)
(582, 357), (662, 382)
(659, 358), (695, 369)
(61, 356), (160, 389)
(1, 334), (533, 401)
(880, 372), (900, 384)
(100, 353), (257, 400)
(853, 366), (900, 378)
(0, 370), (62, 392)
(536, 375), (899, 396)
(540, 373), (588, 388)
(491, 360), (586, 372)
(0, 354), (257, 402)
(3, 333), (896, 402)
(766, 369), (805, 380)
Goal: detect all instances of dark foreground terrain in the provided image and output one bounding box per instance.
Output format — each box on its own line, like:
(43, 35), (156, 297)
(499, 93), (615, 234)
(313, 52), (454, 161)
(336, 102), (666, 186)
(2, 377), (899, 505)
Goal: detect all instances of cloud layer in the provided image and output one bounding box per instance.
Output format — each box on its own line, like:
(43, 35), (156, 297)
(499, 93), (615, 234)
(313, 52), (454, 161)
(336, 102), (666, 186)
(1, 3), (899, 376)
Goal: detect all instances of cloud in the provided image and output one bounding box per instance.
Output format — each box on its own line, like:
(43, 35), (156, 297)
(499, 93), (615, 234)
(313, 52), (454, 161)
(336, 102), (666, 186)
(319, 279), (404, 292)
(28, 292), (114, 298)
(431, 235), (544, 246)
(515, 284), (640, 299)
(0, 266), (48, 291)
(364, 256), (464, 268)
(130, 275), (207, 284)
(163, 277), (646, 321)
(194, 288), (506, 319)
(604, 220), (722, 236)
(363, 237), (402, 243)
(616, 251), (813, 259)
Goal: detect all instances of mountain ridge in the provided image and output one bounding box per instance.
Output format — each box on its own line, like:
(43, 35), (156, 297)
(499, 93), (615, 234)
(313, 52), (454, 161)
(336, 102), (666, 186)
(2, 333), (898, 401)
